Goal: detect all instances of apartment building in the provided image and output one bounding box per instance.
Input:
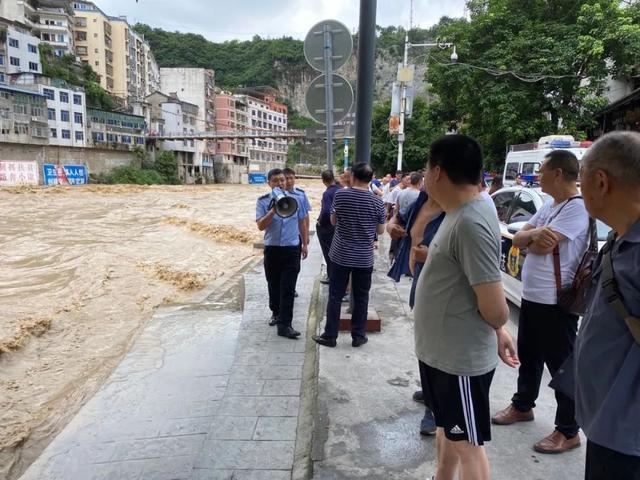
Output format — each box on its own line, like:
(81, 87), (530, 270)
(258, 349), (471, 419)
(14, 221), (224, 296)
(9, 72), (88, 147)
(236, 87), (288, 172)
(87, 107), (145, 150)
(0, 0), (74, 56)
(72, 1), (113, 93)
(0, 83), (49, 145)
(214, 92), (249, 166)
(2, 25), (42, 76)
(160, 68), (215, 178)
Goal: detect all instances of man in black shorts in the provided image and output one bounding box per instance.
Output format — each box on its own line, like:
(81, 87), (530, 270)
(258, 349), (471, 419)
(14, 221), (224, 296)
(414, 135), (518, 479)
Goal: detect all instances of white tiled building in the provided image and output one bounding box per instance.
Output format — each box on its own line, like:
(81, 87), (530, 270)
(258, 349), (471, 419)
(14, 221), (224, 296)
(4, 25), (42, 76)
(40, 82), (87, 147)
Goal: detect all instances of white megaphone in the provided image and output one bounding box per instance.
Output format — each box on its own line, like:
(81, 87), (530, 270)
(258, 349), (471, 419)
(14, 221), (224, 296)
(271, 187), (298, 218)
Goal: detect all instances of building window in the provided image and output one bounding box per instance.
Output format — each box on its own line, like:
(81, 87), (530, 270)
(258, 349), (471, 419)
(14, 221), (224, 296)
(0, 55), (3, 66)
(93, 132), (104, 142)
(59, 91), (69, 102)
(106, 133), (115, 142)
(75, 131), (84, 141)
(50, 128), (57, 138)
(73, 94), (82, 105)
(57, 35), (65, 43)
(43, 88), (55, 100)
(75, 31), (87, 41)
(121, 135), (131, 144)
(95, 61), (99, 66)
(135, 137), (144, 145)
(47, 108), (56, 120)
(60, 110), (70, 122)
(74, 112), (83, 124)
(61, 129), (71, 139)
(28, 44), (38, 53)
(10, 57), (20, 67)
(0, 73), (5, 84)
(9, 38), (19, 48)
(29, 62), (39, 71)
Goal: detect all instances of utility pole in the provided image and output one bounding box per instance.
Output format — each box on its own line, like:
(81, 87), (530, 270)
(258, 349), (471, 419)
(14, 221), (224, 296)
(355, 0), (377, 164)
(397, 32), (410, 173)
(322, 24), (335, 172)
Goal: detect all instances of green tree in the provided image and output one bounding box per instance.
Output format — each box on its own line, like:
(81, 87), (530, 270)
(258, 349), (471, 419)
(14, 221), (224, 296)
(152, 151), (181, 184)
(427, 0), (640, 168)
(370, 97), (449, 174)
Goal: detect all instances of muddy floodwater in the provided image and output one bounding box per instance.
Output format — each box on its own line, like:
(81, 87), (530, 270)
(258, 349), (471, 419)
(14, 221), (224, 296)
(0, 181), (323, 480)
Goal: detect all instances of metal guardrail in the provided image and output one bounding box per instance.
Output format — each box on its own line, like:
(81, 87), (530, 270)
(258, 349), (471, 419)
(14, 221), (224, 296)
(148, 129), (307, 141)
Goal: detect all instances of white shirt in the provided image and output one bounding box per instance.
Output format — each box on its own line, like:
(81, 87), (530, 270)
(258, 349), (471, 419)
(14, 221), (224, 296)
(521, 197), (590, 305)
(389, 186), (404, 205)
(480, 191), (498, 218)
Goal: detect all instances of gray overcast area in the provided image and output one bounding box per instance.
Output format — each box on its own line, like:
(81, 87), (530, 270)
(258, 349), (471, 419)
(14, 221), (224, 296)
(99, 0), (467, 41)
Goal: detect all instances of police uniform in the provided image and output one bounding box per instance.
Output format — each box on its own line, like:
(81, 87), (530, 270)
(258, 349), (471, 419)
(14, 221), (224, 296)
(289, 187), (312, 219)
(256, 192), (305, 334)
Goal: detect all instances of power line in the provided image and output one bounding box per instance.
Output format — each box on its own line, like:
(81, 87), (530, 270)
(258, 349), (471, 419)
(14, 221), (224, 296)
(430, 57), (587, 83)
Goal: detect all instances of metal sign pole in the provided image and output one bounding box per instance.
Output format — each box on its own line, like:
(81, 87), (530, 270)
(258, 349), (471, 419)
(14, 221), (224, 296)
(323, 24), (335, 172)
(344, 138), (349, 171)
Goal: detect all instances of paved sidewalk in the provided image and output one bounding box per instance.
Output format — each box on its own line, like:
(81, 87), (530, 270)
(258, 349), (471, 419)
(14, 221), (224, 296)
(20, 239), (322, 480)
(311, 239), (587, 480)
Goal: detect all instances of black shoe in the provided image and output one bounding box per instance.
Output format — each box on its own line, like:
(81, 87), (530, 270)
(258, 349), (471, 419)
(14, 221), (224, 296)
(277, 326), (300, 339)
(290, 328), (301, 336)
(269, 314), (278, 326)
(351, 336), (368, 347)
(294, 291), (299, 298)
(413, 390), (425, 404)
(312, 335), (336, 347)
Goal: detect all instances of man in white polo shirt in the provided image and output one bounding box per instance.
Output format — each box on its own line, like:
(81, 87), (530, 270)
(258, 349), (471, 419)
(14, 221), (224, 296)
(492, 150), (590, 454)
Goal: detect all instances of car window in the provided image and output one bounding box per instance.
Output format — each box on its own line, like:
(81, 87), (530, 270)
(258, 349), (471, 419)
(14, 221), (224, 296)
(505, 162), (519, 181)
(522, 162), (540, 175)
(493, 191), (517, 223)
(509, 191), (537, 224)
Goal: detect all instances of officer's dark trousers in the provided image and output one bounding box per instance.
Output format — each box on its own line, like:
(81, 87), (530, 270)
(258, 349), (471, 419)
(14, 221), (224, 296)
(316, 224), (335, 279)
(512, 299), (579, 437)
(263, 246), (300, 328)
(323, 263), (372, 340)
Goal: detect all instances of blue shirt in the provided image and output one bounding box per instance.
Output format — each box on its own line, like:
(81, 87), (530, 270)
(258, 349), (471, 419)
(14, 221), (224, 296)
(317, 184), (340, 227)
(256, 192), (305, 247)
(288, 187), (311, 218)
(329, 188), (385, 268)
(575, 218), (640, 456)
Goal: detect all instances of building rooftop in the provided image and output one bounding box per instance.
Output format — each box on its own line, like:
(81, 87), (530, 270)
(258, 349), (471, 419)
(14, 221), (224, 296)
(0, 84), (46, 97)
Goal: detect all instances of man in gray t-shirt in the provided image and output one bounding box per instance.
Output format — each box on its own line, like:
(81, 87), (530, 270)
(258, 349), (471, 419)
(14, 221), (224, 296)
(415, 135), (516, 480)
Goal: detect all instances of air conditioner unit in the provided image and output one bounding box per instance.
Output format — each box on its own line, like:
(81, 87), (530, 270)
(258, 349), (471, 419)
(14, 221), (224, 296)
(31, 116), (38, 122)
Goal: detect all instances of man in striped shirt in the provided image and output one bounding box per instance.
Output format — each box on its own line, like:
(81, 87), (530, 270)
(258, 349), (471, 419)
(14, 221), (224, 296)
(313, 162), (386, 348)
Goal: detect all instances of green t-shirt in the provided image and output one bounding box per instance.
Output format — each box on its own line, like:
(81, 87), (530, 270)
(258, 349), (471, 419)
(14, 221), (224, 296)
(413, 197), (502, 377)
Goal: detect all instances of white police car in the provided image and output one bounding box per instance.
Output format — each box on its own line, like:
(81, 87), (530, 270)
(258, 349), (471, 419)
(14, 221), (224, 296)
(491, 185), (608, 306)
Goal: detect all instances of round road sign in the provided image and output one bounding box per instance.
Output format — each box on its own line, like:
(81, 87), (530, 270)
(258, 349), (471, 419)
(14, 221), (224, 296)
(304, 19), (353, 72)
(305, 73), (354, 125)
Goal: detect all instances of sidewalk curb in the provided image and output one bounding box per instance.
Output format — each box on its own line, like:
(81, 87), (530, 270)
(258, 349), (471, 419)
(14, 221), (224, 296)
(292, 277), (322, 480)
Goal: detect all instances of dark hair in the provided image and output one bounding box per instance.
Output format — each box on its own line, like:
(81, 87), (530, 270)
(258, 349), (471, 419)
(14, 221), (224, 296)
(352, 162), (374, 183)
(428, 134), (483, 186)
(321, 170), (335, 183)
(410, 171), (423, 186)
(282, 167), (296, 176)
(493, 175), (503, 188)
(544, 150), (579, 182)
(267, 168), (283, 180)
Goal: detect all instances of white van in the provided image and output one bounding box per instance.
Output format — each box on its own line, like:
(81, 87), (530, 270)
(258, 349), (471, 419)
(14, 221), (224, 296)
(502, 135), (592, 186)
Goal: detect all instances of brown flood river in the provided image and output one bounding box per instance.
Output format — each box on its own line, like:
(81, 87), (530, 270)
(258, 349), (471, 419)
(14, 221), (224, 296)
(0, 181), (323, 480)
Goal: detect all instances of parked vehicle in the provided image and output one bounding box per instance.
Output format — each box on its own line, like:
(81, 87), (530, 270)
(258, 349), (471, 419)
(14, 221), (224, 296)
(502, 135), (592, 187)
(491, 186), (608, 306)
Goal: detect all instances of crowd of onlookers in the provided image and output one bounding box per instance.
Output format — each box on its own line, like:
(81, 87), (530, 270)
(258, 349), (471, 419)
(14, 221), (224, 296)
(256, 131), (640, 480)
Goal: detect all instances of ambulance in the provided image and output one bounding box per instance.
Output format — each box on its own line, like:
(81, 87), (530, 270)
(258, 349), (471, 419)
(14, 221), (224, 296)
(502, 135), (592, 187)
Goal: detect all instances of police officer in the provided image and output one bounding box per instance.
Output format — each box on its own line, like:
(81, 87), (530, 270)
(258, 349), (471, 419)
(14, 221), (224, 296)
(283, 168), (311, 298)
(256, 168), (308, 339)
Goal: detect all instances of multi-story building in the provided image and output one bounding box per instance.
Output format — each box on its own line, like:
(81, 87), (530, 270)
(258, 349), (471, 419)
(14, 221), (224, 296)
(214, 92), (249, 169)
(0, 0), (74, 56)
(0, 83), (49, 145)
(1, 25), (42, 77)
(236, 87), (289, 172)
(87, 107), (145, 150)
(160, 68), (216, 178)
(72, 3), (159, 106)
(9, 72), (88, 147)
(72, 1), (114, 93)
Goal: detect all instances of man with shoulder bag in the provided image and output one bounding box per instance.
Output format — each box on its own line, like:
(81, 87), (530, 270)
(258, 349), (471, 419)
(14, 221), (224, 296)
(574, 131), (640, 479)
(492, 150), (589, 454)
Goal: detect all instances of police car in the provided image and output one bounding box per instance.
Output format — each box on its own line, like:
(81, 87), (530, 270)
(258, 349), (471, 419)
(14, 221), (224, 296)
(491, 185), (609, 306)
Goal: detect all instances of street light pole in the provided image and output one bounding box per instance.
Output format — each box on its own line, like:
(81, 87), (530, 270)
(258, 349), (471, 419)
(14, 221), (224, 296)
(395, 40), (456, 173)
(397, 32), (410, 173)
